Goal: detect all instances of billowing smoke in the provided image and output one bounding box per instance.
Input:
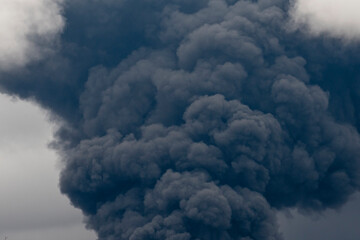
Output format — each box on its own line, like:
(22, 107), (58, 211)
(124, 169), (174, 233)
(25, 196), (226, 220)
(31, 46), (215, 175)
(1, 0), (360, 239)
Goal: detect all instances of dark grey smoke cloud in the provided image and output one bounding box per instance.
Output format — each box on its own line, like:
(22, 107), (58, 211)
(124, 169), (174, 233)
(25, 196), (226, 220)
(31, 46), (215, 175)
(1, 0), (360, 239)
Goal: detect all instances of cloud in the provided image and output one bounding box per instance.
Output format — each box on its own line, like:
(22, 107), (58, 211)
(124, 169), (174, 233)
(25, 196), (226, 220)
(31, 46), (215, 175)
(291, 0), (360, 39)
(0, 0), (64, 71)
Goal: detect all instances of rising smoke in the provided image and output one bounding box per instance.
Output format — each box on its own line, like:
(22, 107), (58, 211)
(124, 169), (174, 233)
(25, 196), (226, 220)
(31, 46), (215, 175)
(1, 0), (360, 239)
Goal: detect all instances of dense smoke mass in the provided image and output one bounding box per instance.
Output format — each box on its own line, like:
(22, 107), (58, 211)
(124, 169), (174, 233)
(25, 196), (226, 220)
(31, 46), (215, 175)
(1, 0), (360, 239)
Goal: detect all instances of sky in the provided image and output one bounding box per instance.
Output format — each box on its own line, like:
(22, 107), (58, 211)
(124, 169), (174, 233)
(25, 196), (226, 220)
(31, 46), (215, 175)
(278, 193), (360, 240)
(0, 93), (96, 240)
(0, 0), (64, 71)
(1, 0), (360, 240)
(291, 0), (360, 39)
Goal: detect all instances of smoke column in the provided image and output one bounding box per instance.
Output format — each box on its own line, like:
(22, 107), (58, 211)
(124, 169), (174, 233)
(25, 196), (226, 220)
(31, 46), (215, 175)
(1, 0), (360, 239)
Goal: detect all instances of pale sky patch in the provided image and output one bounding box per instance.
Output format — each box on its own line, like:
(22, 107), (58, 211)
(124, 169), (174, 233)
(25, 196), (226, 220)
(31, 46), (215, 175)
(290, 0), (360, 40)
(0, 93), (96, 240)
(278, 193), (360, 240)
(0, 0), (65, 71)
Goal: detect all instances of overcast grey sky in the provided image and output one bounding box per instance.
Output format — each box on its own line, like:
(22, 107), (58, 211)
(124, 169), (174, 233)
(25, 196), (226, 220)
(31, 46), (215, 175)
(278, 193), (360, 240)
(0, 0), (64, 71)
(291, 0), (360, 39)
(0, 93), (96, 240)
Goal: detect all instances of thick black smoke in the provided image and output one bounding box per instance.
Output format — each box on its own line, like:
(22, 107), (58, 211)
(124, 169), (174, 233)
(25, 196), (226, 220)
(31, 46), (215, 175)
(1, 0), (360, 239)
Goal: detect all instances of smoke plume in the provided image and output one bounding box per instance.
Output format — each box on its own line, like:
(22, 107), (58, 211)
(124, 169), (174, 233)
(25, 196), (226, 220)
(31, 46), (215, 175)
(1, 0), (360, 239)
